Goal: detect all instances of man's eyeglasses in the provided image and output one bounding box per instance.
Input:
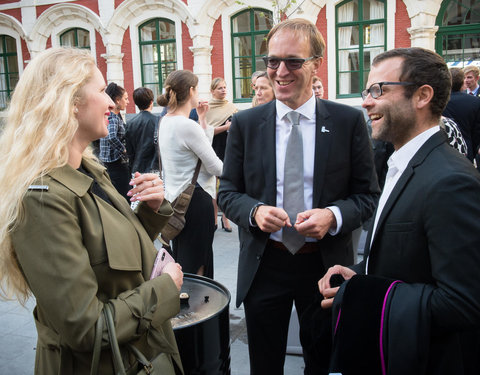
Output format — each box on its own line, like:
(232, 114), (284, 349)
(361, 81), (416, 100)
(262, 56), (317, 71)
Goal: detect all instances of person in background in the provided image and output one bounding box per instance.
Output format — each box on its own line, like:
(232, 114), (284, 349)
(464, 65), (480, 97)
(126, 87), (159, 174)
(158, 70), (223, 279)
(206, 77), (238, 232)
(313, 76), (324, 98)
(253, 71), (275, 106)
(99, 82), (131, 201)
(251, 71), (265, 107)
(443, 67), (480, 163)
(0, 47), (183, 375)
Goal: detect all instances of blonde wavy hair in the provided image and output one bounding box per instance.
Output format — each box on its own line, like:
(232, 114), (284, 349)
(0, 47), (97, 304)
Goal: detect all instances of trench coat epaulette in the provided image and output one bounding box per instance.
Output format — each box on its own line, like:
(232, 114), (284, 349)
(28, 185), (49, 191)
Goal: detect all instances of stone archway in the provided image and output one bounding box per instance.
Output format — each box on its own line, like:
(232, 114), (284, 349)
(29, 3), (106, 56)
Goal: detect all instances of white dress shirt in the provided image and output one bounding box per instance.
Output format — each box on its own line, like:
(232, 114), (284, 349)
(159, 115), (223, 202)
(270, 94), (342, 242)
(366, 125), (440, 273)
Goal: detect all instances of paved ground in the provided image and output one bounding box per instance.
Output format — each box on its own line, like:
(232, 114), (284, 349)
(0, 221), (366, 374)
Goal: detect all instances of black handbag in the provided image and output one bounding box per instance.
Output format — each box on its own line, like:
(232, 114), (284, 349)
(90, 303), (175, 375)
(154, 116), (202, 244)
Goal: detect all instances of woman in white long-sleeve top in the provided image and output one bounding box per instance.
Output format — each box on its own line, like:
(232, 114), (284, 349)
(158, 70), (223, 279)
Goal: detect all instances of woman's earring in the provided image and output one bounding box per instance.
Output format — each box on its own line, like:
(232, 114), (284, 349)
(74, 107), (79, 114)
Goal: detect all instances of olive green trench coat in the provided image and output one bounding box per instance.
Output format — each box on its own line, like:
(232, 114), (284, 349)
(11, 157), (183, 374)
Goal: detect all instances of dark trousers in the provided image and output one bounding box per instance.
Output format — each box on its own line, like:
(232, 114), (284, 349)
(104, 159), (131, 202)
(243, 243), (325, 375)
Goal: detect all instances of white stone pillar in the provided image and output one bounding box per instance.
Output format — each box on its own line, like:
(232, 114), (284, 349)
(102, 50), (125, 86)
(190, 43), (213, 100)
(407, 12), (438, 51)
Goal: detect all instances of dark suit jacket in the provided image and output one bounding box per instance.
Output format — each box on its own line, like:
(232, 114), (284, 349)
(354, 131), (480, 373)
(443, 91), (480, 161)
(125, 111), (159, 173)
(218, 98), (379, 307)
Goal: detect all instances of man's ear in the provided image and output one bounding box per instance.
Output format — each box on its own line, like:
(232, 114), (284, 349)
(415, 84), (434, 110)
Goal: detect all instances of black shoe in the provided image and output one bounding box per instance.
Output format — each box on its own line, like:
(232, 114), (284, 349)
(221, 219), (232, 232)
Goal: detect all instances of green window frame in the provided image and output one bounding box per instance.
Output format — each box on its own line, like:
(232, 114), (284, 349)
(139, 18), (177, 102)
(0, 35), (19, 111)
(231, 8), (273, 103)
(435, 0), (480, 68)
(335, 0), (386, 98)
(59, 28), (91, 49)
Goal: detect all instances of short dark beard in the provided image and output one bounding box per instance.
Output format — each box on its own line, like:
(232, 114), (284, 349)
(373, 100), (416, 149)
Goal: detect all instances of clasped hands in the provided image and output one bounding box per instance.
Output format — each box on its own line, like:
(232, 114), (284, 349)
(253, 205), (337, 239)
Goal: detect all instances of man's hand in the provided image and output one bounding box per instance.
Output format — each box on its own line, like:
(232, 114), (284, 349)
(294, 208), (336, 239)
(318, 265), (356, 309)
(254, 205), (290, 232)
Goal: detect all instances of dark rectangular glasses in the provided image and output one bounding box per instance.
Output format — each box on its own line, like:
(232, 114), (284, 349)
(361, 81), (416, 100)
(262, 56), (316, 70)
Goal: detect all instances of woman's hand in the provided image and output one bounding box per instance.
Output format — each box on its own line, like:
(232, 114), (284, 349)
(127, 172), (165, 212)
(197, 100), (209, 129)
(163, 262), (183, 291)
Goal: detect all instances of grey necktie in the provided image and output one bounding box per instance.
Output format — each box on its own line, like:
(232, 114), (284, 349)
(282, 111), (305, 254)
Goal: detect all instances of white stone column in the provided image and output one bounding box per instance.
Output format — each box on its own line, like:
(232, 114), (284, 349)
(102, 50), (125, 86)
(190, 42), (213, 100)
(98, 0), (115, 27)
(407, 12), (438, 51)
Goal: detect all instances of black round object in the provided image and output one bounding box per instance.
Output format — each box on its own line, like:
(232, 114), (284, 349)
(172, 274), (231, 375)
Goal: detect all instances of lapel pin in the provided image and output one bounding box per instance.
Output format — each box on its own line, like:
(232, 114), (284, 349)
(321, 126), (330, 133)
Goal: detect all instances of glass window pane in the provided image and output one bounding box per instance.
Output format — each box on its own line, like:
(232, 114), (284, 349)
(145, 83), (160, 101)
(77, 29), (90, 48)
(7, 55), (18, 73)
(466, 2), (480, 24)
(443, 1), (465, 26)
(0, 73), (6, 89)
(363, 0), (384, 21)
(234, 78), (251, 99)
(60, 30), (75, 47)
(142, 64), (156, 84)
(255, 57), (266, 71)
(233, 12), (250, 33)
(5, 35), (16, 53)
(234, 58), (252, 79)
(161, 63), (177, 83)
(253, 10), (273, 31)
(142, 45), (157, 64)
(159, 21), (175, 40)
(338, 26), (360, 48)
(233, 36), (252, 57)
(0, 58), (5, 74)
(9, 73), (18, 89)
(141, 21), (157, 41)
(254, 34), (268, 56)
(0, 91), (7, 110)
(160, 42), (176, 62)
(338, 0), (358, 23)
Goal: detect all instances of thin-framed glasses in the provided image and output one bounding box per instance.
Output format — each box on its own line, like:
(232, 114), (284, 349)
(262, 56), (317, 70)
(361, 81), (416, 100)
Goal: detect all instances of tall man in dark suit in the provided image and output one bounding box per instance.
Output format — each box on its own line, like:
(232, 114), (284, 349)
(320, 48), (480, 374)
(443, 67), (480, 162)
(218, 18), (379, 374)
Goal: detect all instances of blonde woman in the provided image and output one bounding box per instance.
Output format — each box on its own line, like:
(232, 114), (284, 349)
(0, 48), (183, 374)
(253, 71), (275, 106)
(158, 70), (223, 279)
(206, 77), (238, 232)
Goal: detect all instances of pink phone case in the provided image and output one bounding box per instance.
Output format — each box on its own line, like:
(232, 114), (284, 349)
(150, 248), (175, 279)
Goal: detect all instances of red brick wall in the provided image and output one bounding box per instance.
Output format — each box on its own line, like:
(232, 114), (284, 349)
(1, 8), (22, 23)
(316, 7), (328, 99)
(121, 26), (136, 113)
(210, 17), (224, 79)
(395, 0), (411, 48)
(21, 38), (30, 68)
(95, 30), (107, 78)
(182, 22), (194, 71)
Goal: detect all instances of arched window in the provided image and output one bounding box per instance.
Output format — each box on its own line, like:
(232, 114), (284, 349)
(435, 0), (480, 68)
(139, 18), (177, 101)
(60, 28), (90, 49)
(336, 0), (386, 98)
(0, 35), (19, 110)
(231, 8), (273, 102)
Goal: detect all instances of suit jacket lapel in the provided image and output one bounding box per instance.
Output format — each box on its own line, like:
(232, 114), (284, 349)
(260, 101), (278, 206)
(367, 131), (447, 252)
(313, 98), (333, 207)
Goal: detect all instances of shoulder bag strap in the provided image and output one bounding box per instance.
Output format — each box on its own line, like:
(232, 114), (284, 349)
(104, 303), (127, 375)
(90, 309), (104, 375)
